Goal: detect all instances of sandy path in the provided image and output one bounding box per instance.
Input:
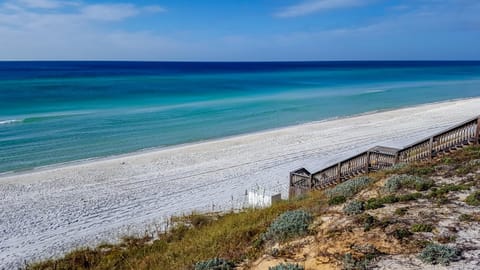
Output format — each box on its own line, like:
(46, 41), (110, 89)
(1, 98), (479, 268)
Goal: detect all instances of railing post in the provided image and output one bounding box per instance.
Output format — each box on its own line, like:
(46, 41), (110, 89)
(337, 162), (341, 182)
(365, 151), (370, 173)
(288, 172), (294, 199)
(309, 175), (313, 190)
(476, 117), (480, 145)
(428, 137), (434, 160)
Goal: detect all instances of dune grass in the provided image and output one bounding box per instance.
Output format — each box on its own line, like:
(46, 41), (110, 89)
(27, 145), (480, 270)
(28, 193), (324, 270)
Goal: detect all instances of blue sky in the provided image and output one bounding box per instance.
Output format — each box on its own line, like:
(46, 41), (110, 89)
(0, 0), (479, 60)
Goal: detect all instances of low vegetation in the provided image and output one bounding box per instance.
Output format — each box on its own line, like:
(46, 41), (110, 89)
(28, 145), (480, 270)
(325, 176), (372, 199)
(418, 244), (461, 266)
(194, 258), (234, 270)
(411, 223), (434, 233)
(384, 174), (433, 193)
(343, 200), (364, 215)
(465, 190), (480, 206)
(268, 263), (304, 270)
(262, 210), (313, 242)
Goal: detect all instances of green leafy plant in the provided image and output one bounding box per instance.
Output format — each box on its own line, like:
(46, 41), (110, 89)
(364, 198), (384, 210)
(411, 223), (434, 233)
(398, 192), (422, 202)
(263, 210), (313, 242)
(194, 258), (235, 270)
(268, 263), (304, 270)
(343, 200), (364, 215)
(418, 244), (461, 266)
(328, 195), (347, 206)
(429, 184), (471, 198)
(465, 191), (480, 206)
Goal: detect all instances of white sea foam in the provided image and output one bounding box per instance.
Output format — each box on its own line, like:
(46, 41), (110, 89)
(0, 119), (22, 125)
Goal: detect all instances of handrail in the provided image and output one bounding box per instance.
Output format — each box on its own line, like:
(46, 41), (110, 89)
(289, 115), (480, 197)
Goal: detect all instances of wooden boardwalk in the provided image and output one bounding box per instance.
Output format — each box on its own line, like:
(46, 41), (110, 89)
(289, 115), (480, 198)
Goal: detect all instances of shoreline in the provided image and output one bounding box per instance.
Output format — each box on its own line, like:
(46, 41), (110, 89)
(1, 97), (480, 268)
(1, 96), (478, 180)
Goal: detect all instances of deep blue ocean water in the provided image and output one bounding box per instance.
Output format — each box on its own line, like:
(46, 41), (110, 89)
(1, 61), (480, 173)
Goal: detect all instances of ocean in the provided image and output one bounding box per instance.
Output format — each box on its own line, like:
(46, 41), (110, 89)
(1, 61), (480, 174)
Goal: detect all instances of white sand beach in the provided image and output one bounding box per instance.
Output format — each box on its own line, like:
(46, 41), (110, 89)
(1, 98), (480, 268)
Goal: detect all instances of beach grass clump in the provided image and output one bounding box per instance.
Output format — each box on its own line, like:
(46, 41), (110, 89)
(411, 223), (434, 233)
(363, 193), (421, 210)
(325, 176), (373, 199)
(268, 263), (304, 270)
(465, 191), (480, 206)
(429, 184), (471, 199)
(384, 175), (433, 193)
(194, 258), (235, 270)
(418, 244), (461, 265)
(263, 210), (313, 242)
(328, 195), (347, 205)
(363, 198), (385, 210)
(343, 200), (364, 215)
(398, 192), (423, 202)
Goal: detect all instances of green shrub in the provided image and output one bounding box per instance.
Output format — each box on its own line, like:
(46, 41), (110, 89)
(392, 228), (412, 240)
(328, 195), (346, 206)
(363, 194), (405, 210)
(325, 176), (372, 199)
(364, 198), (384, 210)
(384, 175), (433, 193)
(380, 194), (400, 204)
(465, 191), (480, 206)
(384, 175), (403, 193)
(418, 244), (461, 265)
(407, 166), (435, 176)
(268, 263), (304, 270)
(429, 184), (471, 199)
(263, 210), (313, 242)
(411, 223), (434, 232)
(398, 192), (422, 202)
(343, 201), (364, 215)
(194, 258), (235, 270)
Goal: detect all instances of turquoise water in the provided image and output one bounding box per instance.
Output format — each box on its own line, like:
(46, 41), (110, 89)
(1, 61), (480, 173)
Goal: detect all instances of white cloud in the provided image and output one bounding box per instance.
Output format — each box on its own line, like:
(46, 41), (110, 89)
(276, 0), (369, 18)
(81, 4), (140, 21)
(17, 0), (64, 9)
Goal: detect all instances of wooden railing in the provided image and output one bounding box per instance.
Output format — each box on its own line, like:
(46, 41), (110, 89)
(289, 115), (480, 198)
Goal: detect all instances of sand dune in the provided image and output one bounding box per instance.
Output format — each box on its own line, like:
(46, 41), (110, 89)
(1, 98), (480, 268)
